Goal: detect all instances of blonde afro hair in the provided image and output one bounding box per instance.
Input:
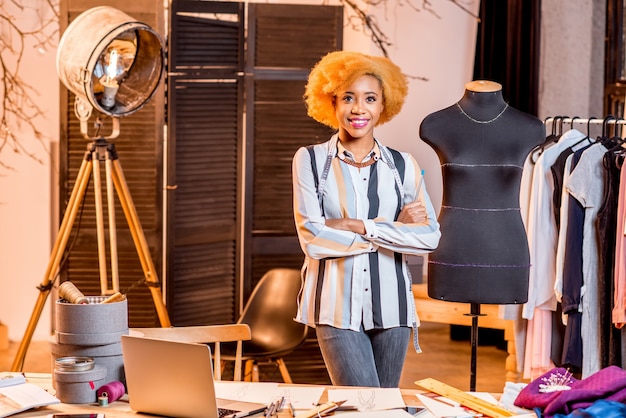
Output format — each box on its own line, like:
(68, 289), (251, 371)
(303, 51), (409, 129)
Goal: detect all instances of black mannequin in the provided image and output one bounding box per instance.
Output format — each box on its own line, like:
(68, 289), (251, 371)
(420, 80), (545, 304)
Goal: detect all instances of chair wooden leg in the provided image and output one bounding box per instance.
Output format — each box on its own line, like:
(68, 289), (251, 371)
(220, 360), (229, 381)
(244, 359), (254, 382)
(252, 363), (260, 382)
(244, 358), (292, 383)
(275, 358), (292, 384)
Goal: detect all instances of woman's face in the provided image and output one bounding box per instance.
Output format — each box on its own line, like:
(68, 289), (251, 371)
(335, 74), (384, 142)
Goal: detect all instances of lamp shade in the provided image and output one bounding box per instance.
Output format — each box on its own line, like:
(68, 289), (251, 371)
(56, 6), (164, 117)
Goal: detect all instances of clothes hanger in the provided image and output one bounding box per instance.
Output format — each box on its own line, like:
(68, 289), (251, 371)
(599, 115), (617, 148)
(602, 117), (626, 169)
(602, 115), (616, 137)
(557, 116), (565, 136)
(532, 116), (565, 163)
(587, 117), (596, 140)
(566, 116), (592, 149)
(546, 115), (564, 143)
(605, 117), (625, 151)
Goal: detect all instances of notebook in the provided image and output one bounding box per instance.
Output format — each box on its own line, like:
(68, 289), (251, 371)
(120, 334), (267, 418)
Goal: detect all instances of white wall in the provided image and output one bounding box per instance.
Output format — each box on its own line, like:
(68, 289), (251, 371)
(538, 0), (605, 120)
(0, 0), (479, 342)
(0, 0), (59, 341)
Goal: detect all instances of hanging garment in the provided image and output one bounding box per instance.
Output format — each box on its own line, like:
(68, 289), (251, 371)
(559, 148), (586, 374)
(509, 131), (545, 375)
(523, 128), (586, 380)
(565, 143), (608, 377)
(597, 151), (623, 368)
(524, 128), (588, 318)
(612, 160), (626, 328)
(552, 154), (575, 371)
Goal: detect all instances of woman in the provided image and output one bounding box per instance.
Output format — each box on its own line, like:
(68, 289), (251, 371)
(292, 51), (441, 387)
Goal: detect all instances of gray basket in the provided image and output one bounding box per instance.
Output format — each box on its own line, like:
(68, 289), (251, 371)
(52, 297), (128, 386)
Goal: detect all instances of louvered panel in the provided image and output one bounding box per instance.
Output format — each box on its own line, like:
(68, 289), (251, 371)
(251, 4), (343, 69)
(172, 81), (238, 239)
(60, 0), (164, 328)
(252, 79), (334, 233)
(167, 76), (240, 324)
(169, 241), (236, 325)
(171, 0), (243, 71)
(173, 16), (240, 69)
(167, 0), (244, 324)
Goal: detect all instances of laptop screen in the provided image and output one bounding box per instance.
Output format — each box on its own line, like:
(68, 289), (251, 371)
(120, 334), (265, 418)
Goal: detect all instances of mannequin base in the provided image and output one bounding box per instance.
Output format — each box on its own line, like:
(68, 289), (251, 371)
(412, 284), (519, 383)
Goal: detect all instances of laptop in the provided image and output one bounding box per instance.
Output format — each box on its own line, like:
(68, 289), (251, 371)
(120, 334), (267, 418)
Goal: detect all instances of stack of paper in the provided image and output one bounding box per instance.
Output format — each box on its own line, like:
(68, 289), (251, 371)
(0, 372), (59, 418)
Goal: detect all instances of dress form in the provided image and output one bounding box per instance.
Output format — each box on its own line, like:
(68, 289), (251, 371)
(420, 80), (545, 305)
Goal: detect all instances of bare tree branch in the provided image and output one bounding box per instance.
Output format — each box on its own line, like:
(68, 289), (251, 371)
(0, 0), (58, 172)
(338, 0), (479, 58)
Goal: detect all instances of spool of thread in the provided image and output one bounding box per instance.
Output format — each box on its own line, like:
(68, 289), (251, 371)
(100, 292), (126, 304)
(96, 380), (125, 405)
(58, 281), (89, 304)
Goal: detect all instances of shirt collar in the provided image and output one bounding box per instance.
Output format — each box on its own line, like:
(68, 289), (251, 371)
(336, 140), (381, 164)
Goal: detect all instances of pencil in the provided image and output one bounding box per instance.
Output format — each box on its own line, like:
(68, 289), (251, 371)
(275, 396), (285, 412)
(416, 169), (425, 197)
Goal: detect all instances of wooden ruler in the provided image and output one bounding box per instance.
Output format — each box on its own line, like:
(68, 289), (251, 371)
(415, 378), (516, 417)
(295, 401), (343, 418)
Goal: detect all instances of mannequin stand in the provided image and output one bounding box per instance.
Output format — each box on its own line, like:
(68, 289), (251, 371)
(465, 303), (485, 392)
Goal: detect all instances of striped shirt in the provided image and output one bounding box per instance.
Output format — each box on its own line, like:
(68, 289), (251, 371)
(292, 134), (441, 332)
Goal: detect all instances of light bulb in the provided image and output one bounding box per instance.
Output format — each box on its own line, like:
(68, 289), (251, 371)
(99, 49), (120, 109)
(105, 49), (119, 83)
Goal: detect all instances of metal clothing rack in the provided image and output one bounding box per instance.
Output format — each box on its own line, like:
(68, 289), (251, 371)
(544, 116), (626, 139)
(544, 116), (626, 125)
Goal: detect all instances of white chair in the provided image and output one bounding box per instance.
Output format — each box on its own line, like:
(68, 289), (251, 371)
(129, 323), (251, 381)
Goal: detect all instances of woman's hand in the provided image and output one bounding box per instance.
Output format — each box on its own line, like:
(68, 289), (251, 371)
(325, 218), (366, 235)
(397, 200), (428, 225)
(325, 199), (428, 235)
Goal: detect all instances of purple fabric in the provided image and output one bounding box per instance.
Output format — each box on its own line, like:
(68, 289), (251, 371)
(515, 367), (578, 410)
(515, 366), (626, 417)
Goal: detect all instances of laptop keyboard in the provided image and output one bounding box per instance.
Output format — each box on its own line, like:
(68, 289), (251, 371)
(218, 407), (241, 418)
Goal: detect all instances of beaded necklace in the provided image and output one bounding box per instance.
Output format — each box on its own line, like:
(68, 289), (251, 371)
(339, 156), (377, 168)
(456, 102), (508, 124)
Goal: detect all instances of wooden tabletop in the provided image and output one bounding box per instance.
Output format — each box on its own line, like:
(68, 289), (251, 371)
(17, 373), (427, 417)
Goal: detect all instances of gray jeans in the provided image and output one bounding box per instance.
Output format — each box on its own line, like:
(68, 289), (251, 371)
(315, 324), (410, 387)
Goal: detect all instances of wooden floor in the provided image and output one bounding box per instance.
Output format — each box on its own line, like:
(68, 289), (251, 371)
(0, 321), (511, 394)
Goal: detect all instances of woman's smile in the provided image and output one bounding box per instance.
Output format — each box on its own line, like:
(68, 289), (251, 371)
(349, 117), (370, 129)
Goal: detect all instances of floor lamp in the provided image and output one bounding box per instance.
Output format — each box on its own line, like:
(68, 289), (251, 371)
(12, 6), (171, 371)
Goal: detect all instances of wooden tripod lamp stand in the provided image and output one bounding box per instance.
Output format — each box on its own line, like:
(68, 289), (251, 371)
(12, 6), (171, 371)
